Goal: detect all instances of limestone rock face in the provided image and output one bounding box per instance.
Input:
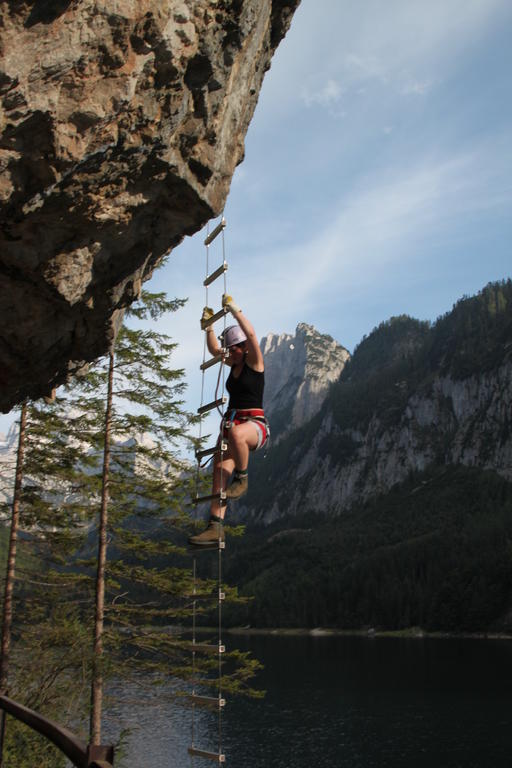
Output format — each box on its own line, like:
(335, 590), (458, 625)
(287, 361), (512, 517)
(0, 0), (300, 411)
(261, 323), (350, 440)
(235, 285), (512, 524)
(243, 359), (512, 525)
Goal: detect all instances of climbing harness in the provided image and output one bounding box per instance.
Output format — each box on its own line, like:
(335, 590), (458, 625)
(222, 408), (269, 451)
(189, 215), (229, 765)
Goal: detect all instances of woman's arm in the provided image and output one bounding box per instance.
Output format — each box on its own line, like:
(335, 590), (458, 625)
(222, 295), (264, 372)
(201, 307), (222, 357)
(206, 327), (221, 356)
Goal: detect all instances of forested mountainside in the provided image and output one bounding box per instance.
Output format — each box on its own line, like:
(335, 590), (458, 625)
(237, 279), (512, 525)
(223, 465), (512, 632)
(216, 280), (512, 632)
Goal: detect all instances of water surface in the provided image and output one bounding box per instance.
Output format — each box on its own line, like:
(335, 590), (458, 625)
(106, 634), (512, 768)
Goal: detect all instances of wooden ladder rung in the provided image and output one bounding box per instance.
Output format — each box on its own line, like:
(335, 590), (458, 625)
(189, 695), (226, 709)
(198, 396), (227, 415)
(204, 262), (228, 287)
(188, 540), (226, 552)
(189, 642), (226, 655)
(186, 589), (225, 601)
(188, 747), (226, 762)
(193, 491), (226, 504)
(195, 442), (227, 461)
(200, 354), (225, 371)
(201, 307), (228, 330)
(204, 218), (226, 246)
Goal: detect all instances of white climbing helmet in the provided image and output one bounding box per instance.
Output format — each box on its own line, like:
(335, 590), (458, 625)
(219, 325), (247, 347)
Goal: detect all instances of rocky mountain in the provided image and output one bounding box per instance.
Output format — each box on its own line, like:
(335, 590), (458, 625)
(0, 0), (300, 411)
(0, 417), (176, 511)
(261, 323), (350, 441)
(239, 280), (512, 524)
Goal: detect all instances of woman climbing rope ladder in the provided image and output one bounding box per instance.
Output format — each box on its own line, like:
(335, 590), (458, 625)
(189, 294), (270, 547)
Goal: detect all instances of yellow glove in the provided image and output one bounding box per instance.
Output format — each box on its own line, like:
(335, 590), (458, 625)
(200, 306), (214, 329)
(222, 294), (241, 314)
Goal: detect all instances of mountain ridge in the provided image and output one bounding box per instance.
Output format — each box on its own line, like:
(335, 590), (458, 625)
(237, 279), (512, 524)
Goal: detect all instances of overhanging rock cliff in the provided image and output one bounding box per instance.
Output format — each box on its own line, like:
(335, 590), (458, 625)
(0, 0), (300, 411)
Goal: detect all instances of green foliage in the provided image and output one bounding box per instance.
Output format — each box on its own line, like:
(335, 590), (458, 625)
(3, 720), (66, 768)
(348, 314), (431, 381)
(223, 466), (512, 633)
(0, 288), (262, 766)
(2, 579), (93, 766)
(63, 291), (260, 694)
(429, 279), (512, 378)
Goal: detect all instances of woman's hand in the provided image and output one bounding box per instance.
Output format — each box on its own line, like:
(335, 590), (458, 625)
(222, 294), (241, 314)
(221, 295), (263, 372)
(201, 306), (214, 329)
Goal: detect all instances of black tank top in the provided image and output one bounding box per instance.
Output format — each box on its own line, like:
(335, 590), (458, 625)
(226, 363), (264, 410)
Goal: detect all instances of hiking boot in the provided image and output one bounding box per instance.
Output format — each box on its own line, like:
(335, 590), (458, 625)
(225, 472), (248, 500)
(188, 518), (225, 547)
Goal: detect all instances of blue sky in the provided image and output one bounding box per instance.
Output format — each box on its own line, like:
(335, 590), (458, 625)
(150, 0), (512, 428)
(2, 0), (511, 436)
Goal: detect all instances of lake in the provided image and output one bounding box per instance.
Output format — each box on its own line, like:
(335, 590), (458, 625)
(105, 633), (512, 768)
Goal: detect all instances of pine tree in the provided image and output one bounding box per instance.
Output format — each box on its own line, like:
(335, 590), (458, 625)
(62, 290), (260, 740)
(0, 402), (27, 767)
(0, 397), (94, 768)
(0, 289), (261, 765)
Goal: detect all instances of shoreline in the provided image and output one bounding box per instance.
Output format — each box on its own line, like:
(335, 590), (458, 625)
(223, 626), (512, 641)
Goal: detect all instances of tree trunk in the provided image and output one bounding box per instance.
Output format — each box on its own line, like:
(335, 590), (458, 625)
(0, 402), (28, 765)
(90, 350), (114, 745)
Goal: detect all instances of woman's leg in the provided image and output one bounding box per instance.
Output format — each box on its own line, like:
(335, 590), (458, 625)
(225, 422), (259, 499)
(210, 449), (235, 520)
(188, 424), (259, 546)
(188, 445), (235, 546)
(227, 422), (259, 466)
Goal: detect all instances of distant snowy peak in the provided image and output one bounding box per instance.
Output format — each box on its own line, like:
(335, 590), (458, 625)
(0, 421), (19, 455)
(0, 422), (19, 507)
(0, 422), (172, 508)
(261, 323), (350, 439)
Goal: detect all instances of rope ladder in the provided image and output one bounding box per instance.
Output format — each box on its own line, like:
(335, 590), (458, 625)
(189, 215), (229, 765)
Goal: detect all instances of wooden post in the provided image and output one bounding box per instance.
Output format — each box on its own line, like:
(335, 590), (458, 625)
(89, 349), (114, 744)
(87, 743), (115, 766)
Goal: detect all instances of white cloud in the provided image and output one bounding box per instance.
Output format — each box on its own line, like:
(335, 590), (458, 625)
(234, 137), (512, 335)
(302, 78), (343, 108)
(142, 136), (512, 432)
(256, 0), (510, 120)
(345, 52), (388, 84)
(401, 79), (433, 96)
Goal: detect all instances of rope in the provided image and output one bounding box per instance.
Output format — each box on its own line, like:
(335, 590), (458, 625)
(191, 215), (227, 765)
